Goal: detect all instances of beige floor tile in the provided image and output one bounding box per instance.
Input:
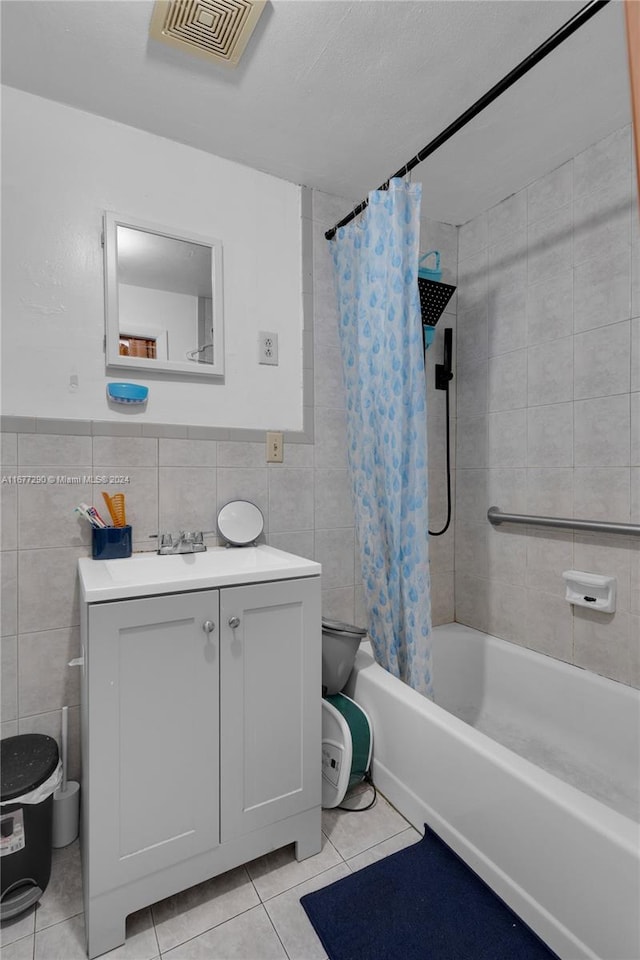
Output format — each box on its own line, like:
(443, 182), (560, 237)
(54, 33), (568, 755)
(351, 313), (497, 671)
(33, 913), (86, 960)
(35, 840), (83, 931)
(265, 863), (350, 960)
(161, 904), (286, 960)
(346, 826), (422, 873)
(246, 835), (343, 902)
(321, 785), (410, 859)
(0, 906), (35, 947)
(151, 866), (259, 954)
(0, 934), (34, 960)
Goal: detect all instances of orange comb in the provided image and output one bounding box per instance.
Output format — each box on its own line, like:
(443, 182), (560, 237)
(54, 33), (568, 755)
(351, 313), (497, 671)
(102, 491), (127, 527)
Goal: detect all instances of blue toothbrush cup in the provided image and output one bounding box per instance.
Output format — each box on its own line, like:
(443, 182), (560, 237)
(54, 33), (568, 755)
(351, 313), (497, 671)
(92, 526), (132, 560)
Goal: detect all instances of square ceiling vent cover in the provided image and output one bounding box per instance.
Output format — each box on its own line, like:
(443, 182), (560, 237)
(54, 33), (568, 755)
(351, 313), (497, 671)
(150, 0), (266, 67)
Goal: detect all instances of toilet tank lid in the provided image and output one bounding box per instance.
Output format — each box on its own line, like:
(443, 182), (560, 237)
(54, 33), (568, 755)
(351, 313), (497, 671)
(322, 618), (367, 638)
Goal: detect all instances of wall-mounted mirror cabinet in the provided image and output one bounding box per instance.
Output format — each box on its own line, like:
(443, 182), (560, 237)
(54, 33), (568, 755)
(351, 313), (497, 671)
(104, 212), (224, 378)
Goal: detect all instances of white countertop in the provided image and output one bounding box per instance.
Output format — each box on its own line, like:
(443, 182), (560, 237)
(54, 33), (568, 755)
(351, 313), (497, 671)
(78, 545), (321, 603)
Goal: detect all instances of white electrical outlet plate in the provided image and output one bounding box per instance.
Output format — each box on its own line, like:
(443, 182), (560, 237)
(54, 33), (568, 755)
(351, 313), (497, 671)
(259, 331), (279, 365)
(266, 431), (283, 462)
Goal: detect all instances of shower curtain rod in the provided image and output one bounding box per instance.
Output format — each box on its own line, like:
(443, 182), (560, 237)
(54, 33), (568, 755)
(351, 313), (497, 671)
(325, 0), (610, 241)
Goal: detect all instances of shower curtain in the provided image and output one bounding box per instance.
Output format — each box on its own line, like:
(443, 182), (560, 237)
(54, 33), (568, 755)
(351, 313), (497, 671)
(330, 178), (433, 698)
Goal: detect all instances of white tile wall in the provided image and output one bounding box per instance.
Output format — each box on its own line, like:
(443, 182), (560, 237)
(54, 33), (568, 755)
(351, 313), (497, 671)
(527, 337), (573, 406)
(574, 395), (630, 466)
(526, 270), (573, 345)
(527, 403), (574, 468)
(455, 123), (639, 689)
(573, 320), (630, 399)
(488, 409), (527, 467)
(574, 249), (631, 332)
(488, 349), (527, 412)
(457, 358), (487, 417)
(487, 190), (527, 245)
(527, 160), (572, 225)
(527, 203), (572, 285)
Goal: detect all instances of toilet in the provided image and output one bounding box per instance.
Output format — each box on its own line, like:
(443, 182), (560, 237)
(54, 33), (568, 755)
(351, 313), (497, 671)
(321, 619), (372, 808)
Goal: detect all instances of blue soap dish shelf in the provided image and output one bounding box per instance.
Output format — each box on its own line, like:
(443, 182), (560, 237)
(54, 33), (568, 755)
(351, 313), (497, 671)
(107, 383), (149, 405)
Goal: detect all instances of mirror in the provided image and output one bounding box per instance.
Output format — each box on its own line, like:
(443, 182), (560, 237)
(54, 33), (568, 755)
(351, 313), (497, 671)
(104, 212), (224, 378)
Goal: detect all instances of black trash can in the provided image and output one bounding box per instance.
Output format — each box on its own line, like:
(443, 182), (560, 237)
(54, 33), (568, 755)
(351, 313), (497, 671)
(1, 734), (59, 920)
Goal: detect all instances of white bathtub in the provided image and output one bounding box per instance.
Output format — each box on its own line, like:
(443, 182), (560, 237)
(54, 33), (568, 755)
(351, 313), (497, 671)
(345, 623), (640, 960)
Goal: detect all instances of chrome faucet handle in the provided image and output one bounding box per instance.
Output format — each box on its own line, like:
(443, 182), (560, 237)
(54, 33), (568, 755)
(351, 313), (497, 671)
(154, 532), (176, 554)
(178, 531), (207, 553)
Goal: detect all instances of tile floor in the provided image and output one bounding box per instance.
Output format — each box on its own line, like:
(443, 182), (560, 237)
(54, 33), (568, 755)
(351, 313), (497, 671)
(0, 786), (421, 960)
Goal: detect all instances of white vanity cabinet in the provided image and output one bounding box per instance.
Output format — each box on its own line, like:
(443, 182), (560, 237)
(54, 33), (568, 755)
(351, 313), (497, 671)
(78, 548), (321, 959)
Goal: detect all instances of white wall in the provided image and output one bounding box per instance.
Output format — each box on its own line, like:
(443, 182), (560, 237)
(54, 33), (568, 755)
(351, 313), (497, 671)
(1, 87), (304, 430)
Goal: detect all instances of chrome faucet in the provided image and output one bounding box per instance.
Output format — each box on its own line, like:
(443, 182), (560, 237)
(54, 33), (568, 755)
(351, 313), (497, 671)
(157, 531), (206, 555)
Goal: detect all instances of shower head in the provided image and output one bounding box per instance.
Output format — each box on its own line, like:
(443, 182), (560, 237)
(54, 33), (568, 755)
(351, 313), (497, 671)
(418, 277), (456, 328)
(419, 277), (456, 350)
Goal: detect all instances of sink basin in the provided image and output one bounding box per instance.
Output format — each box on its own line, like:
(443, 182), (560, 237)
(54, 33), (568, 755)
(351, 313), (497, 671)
(78, 545), (321, 602)
(106, 550), (261, 583)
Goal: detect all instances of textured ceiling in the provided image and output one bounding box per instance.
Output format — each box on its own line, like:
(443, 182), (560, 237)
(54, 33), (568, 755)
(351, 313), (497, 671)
(0, 0), (632, 224)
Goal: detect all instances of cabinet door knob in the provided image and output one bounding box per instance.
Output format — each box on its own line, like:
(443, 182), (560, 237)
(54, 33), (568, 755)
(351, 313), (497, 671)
(202, 620), (216, 634)
(228, 616), (241, 629)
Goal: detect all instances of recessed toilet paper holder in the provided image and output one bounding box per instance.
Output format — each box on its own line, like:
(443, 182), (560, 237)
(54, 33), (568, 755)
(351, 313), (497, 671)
(562, 570), (616, 613)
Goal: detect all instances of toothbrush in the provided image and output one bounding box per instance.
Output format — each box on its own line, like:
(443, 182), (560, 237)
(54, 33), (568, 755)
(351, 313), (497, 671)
(79, 502), (107, 527)
(74, 504), (106, 528)
(74, 506), (98, 528)
(87, 505), (107, 527)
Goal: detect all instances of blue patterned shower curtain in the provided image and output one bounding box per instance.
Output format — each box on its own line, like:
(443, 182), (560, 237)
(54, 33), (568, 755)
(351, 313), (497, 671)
(330, 178), (433, 698)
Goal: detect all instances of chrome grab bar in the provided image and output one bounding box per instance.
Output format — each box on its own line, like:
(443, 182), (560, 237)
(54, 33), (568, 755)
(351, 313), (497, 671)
(487, 506), (640, 538)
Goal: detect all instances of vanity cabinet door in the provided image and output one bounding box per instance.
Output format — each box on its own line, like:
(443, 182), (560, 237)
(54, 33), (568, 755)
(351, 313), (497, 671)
(219, 577), (321, 841)
(86, 590), (220, 895)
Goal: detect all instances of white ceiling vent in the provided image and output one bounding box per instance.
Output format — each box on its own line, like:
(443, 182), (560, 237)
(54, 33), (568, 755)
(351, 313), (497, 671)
(149, 0), (266, 68)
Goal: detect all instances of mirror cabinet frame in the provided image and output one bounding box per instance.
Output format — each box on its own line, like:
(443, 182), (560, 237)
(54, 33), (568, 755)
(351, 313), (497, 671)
(103, 212), (225, 378)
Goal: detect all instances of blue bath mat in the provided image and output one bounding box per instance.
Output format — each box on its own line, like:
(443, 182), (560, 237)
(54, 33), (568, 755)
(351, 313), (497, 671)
(300, 824), (560, 960)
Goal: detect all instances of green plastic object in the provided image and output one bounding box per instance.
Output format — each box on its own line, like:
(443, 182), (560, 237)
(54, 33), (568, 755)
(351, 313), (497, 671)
(324, 693), (371, 790)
